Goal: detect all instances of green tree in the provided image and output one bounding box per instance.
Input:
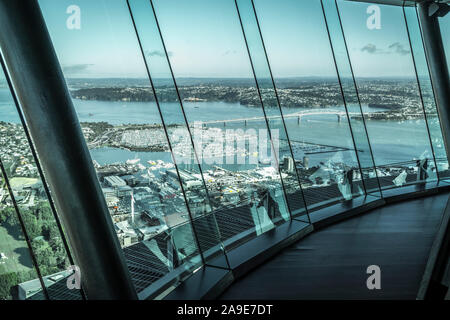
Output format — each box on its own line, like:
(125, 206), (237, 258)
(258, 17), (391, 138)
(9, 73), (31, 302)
(20, 209), (41, 240)
(0, 206), (15, 224)
(0, 269), (18, 300)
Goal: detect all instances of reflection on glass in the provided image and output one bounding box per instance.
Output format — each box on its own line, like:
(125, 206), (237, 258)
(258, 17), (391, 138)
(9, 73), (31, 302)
(0, 62), (81, 300)
(438, 13), (450, 76)
(127, 0), (224, 270)
(321, 0), (381, 197)
(148, 0), (293, 246)
(253, 0), (363, 210)
(404, 6), (449, 179)
(337, 1), (436, 190)
(29, 0), (450, 299)
(235, 0), (309, 222)
(40, 0), (203, 296)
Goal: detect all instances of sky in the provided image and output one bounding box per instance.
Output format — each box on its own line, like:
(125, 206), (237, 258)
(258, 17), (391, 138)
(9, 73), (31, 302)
(38, 0), (450, 79)
(440, 13), (450, 70)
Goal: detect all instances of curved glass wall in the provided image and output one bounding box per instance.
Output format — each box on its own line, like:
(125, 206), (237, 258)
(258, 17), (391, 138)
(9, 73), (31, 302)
(235, 0), (309, 222)
(253, 0), (365, 209)
(404, 6), (449, 179)
(321, 0), (381, 197)
(19, 0), (449, 299)
(39, 0), (204, 297)
(127, 0), (225, 270)
(337, 1), (438, 190)
(147, 0), (296, 247)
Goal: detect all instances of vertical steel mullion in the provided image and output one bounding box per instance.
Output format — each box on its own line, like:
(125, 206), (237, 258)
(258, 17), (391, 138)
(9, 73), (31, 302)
(416, 2), (450, 300)
(334, 0), (382, 195)
(402, 5), (439, 182)
(126, 0), (207, 266)
(320, 0), (367, 197)
(0, 53), (86, 300)
(0, 159), (50, 300)
(249, 0), (311, 224)
(234, 0), (294, 220)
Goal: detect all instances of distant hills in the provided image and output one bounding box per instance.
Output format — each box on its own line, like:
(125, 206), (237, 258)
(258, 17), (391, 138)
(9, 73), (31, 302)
(65, 76), (417, 90)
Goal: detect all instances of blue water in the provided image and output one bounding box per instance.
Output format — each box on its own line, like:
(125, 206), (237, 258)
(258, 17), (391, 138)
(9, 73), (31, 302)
(0, 88), (441, 166)
(0, 87), (381, 125)
(90, 148), (172, 166)
(73, 99), (385, 125)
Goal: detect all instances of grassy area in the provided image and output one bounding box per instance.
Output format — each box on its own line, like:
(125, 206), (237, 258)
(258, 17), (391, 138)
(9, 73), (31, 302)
(9, 177), (38, 189)
(0, 222), (33, 275)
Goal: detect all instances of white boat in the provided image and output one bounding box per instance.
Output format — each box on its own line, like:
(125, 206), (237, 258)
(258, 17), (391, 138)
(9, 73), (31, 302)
(126, 158), (140, 165)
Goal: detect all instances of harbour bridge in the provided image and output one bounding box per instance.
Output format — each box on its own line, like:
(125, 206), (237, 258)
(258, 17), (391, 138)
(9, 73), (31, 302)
(198, 109), (363, 126)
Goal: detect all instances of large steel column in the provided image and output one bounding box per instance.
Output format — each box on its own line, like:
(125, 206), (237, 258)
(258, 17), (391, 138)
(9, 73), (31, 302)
(418, 1), (450, 160)
(0, 0), (137, 299)
(417, 1), (450, 300)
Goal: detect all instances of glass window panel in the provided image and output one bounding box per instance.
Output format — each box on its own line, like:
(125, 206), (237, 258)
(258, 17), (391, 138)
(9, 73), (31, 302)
(405, 6), (449, 179)
(17, 0), (449, 299)
(337, 1), (437, 190)
(39, 0), (204, 296)
(235, 0), (309, 222)
(439, 13), (450, 75)
(321, 0), (381, 197)
(127, 0), (226, 270)
(253, 0), (364, 211)
(147, 0), (292, 248)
